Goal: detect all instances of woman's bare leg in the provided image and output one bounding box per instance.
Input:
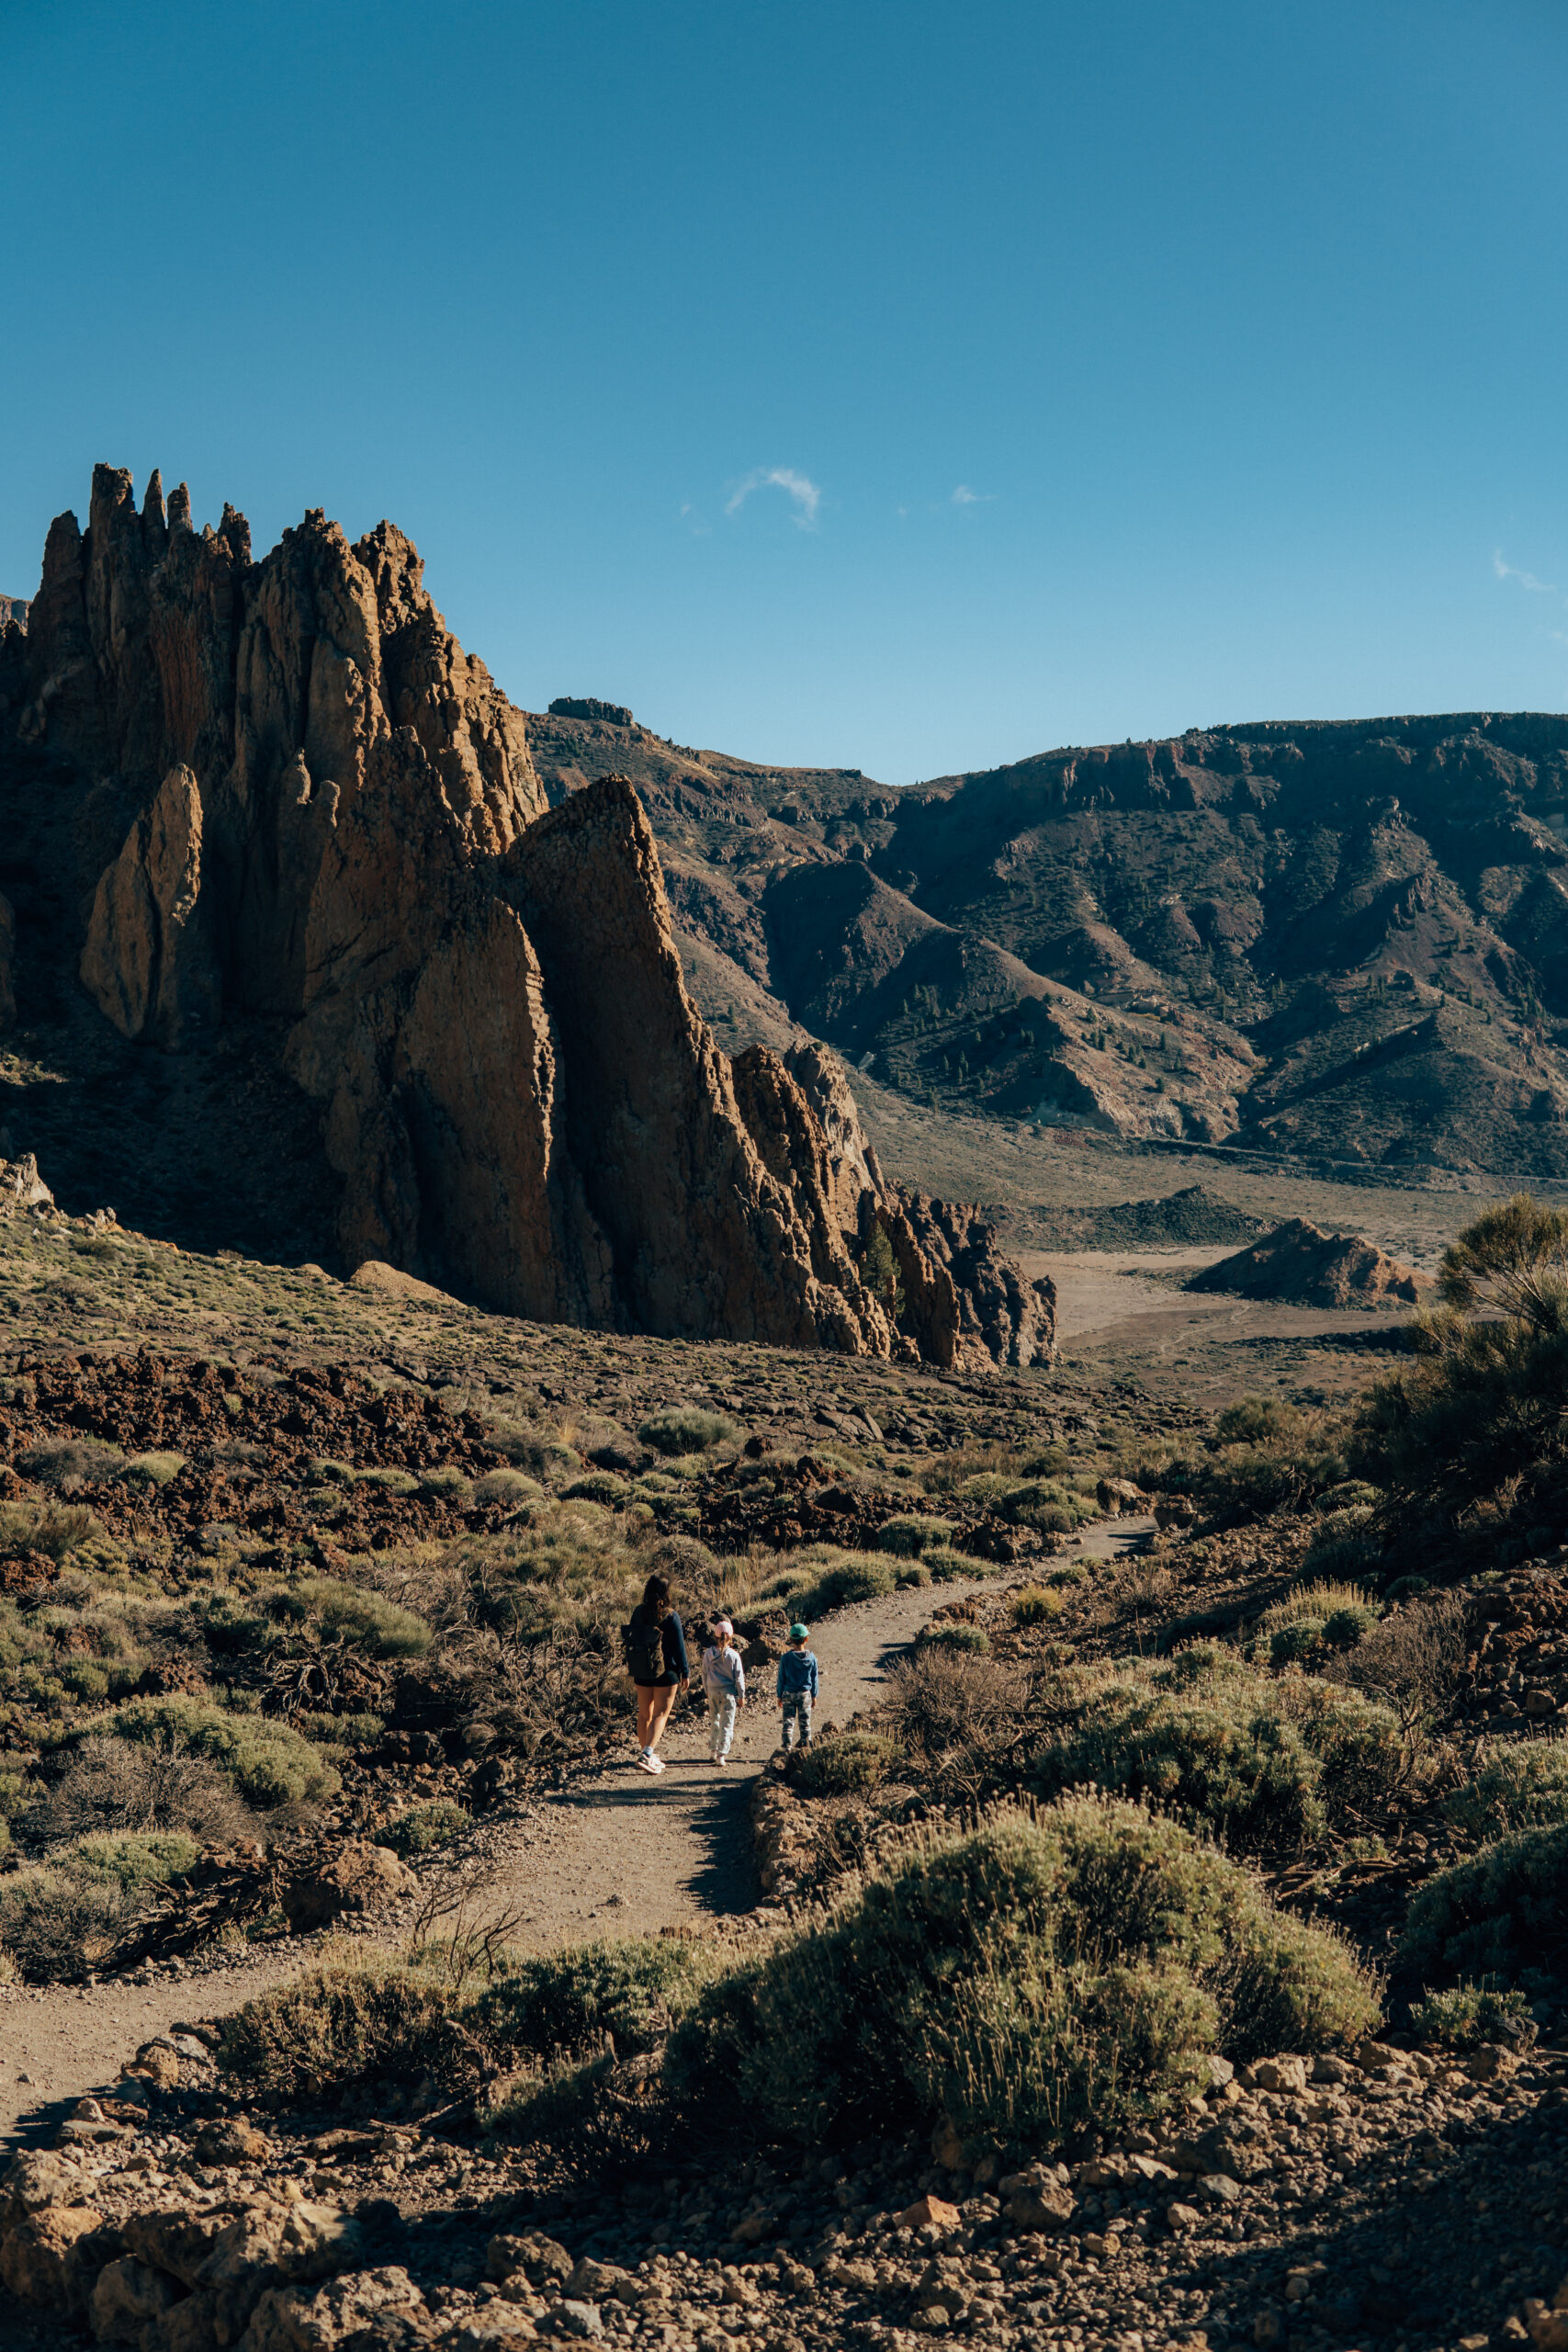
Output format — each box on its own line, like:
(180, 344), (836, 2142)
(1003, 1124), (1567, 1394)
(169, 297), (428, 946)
(636, 1688), (655, 1748)
(645, 1684), (678, 1752)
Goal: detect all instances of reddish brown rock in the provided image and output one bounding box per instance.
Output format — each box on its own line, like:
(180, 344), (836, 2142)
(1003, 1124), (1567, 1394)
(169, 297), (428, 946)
(10, 465), (1053, 1368)
(80, 763), (220, 1046)
(1188, 1216), (1431, 1309)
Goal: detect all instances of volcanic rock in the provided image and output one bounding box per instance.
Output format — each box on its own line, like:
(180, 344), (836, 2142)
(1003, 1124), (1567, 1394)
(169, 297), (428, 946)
(1187, 1217), (1431, 1309)
(8, 467), (1055, 1367)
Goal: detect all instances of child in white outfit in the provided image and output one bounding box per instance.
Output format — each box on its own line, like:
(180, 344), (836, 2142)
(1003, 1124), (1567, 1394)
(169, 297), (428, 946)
(700, 1618), (747, 1765)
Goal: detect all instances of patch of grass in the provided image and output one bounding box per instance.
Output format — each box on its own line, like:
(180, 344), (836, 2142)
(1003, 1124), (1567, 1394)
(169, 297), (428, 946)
(638, 1408), (739, 1457)
(1010, 1584), (1063, 1626)
(119, 1451), (186, 1487)
(1443, 1741), (1568, 1840)
(664, 1798), (1377, 2154)
(218, 1962), (462, 2104)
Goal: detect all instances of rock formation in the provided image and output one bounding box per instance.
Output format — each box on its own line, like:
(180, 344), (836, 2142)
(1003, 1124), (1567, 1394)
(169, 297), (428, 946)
(1187, 1218), (1431, 1310)
(1, 465), (1055, 1370)
(0, 890), (14, 1031)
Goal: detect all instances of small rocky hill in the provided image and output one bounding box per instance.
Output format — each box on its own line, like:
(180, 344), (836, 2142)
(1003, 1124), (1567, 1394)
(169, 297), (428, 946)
(1187, 1216), (1432, 1309)
(0, 466), (1051, 1370)
(526, 706), (1568, 1180)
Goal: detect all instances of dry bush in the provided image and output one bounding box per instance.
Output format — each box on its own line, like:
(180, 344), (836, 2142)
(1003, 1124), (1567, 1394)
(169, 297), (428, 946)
(1326, 1589), (1469, 1732)
(30, 1734), (256, 1848)
(885, 1648), (1029, 1796)
(15, 1438), (126, 1490)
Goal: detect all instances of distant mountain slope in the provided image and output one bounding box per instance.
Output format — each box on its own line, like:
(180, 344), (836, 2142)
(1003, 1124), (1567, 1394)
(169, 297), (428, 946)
(527, 707), (1568, 1179)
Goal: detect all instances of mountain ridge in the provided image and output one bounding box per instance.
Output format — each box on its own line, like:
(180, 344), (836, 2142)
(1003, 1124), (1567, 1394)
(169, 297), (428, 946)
(525, 703), (1568, 1179)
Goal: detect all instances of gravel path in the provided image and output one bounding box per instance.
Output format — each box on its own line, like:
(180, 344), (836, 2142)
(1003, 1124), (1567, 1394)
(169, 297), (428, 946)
(0, 1518), (1149, 2150)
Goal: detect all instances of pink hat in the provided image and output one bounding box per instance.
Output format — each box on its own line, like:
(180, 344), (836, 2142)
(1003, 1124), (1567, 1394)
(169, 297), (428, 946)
(712, 1617), (734, 1640)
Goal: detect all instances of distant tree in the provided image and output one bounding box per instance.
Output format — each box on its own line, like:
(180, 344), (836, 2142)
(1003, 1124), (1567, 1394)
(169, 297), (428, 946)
(861, 1223), (906, 1322)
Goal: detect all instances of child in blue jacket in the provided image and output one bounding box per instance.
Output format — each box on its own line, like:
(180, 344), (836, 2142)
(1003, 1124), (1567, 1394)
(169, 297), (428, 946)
(775, 1623), (819, 1750)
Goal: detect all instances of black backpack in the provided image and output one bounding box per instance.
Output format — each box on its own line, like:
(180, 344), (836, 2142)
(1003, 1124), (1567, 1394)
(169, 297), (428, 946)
(623, 1613), (666, 1683)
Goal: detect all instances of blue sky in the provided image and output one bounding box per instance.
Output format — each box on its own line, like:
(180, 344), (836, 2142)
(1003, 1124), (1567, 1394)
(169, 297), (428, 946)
(2, 0), (1565, 784)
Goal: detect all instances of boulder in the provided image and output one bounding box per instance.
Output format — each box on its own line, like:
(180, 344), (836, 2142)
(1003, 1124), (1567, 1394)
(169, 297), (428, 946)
(997, 2165), (1076, 2232)
(1188, 1218), (1430, 1310)
(90, 2255), (184, 2344)
(124, 2206), (239, 2287)
(193, 2120), (271, 2167)
(196, 2199), (367, 2346)
(0, 1152), (52, 1214)
(0, 2200), (107, 2312)
(279, 1840), (415, 1932)
(236, 2265), (429, 2352)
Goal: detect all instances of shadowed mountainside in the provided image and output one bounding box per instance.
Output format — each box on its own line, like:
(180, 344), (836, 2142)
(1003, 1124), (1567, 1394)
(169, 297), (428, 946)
(527, 706), (1568, 1179)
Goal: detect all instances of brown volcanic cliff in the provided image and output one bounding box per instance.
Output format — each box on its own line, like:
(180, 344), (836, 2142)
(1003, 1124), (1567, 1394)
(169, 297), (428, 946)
(0, 466), (1053, 1370)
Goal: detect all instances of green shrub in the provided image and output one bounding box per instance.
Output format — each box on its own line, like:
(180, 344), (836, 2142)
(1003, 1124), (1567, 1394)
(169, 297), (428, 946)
(1411, 1982), (1538, 2050)
(382, 1800), (470, 1859)
(1030, 1646), (1407, 1858)
(1214, 1396), (1303, 1448)
(284, 1577), (431, 1658)
(919, 1623), (990, 1656)
(111, 1697), (339, 1810)
(17, 1438), (126, 1488)
(1400, 1823), (1568, 1983)
(793, 1551), (896, 1611)
(664, 1799), (1375, 2152)
(473, 1467), (545, 1507)
(467, 1937), (716, 2067)
(638, 1408), (739, 1457)
(218, 1963), (458, 2103)
(1252, 1581), (1381, 1671)
(1443, 1742), (1568, 1840)
(998, 1482), (1096, 1535)
(1300, 1507), (1382, 1582)
(0, 1830), (197, 1982)
(1011, 1584), (1063, 1626)
(925, 1547), (988, 1585)
(420, 1467), (473, 1500)
(876, 1515), (954, 1559)
(564, 1472), (633, 1507)
(895, 1564), (931, 1590)
(790, 1733), (898, 1796)
(61, 1829), (200, 1891)
(120, 1451), (186, 1487)
(297, 1711), (387, 1749)
(359, 1466), (419, 1494)
(0, 1501), (100, 1563)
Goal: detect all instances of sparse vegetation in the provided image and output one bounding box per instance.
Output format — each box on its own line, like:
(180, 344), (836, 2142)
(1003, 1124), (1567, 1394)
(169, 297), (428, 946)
(663, 1799), (1376, 2152)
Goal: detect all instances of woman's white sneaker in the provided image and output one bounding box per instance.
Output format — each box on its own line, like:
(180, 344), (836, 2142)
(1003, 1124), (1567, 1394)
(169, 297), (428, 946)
(637, 1749), (660, 1773)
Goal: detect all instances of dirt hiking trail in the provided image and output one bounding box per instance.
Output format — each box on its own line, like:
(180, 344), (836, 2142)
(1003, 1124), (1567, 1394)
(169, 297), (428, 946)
(0, 1518), (1150, 2146)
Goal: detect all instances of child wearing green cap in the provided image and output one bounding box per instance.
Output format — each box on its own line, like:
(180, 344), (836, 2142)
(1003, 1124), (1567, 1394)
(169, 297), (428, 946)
(775, 1623), (819, 1750)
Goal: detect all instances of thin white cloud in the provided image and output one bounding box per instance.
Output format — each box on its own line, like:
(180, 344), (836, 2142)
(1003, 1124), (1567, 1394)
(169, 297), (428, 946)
(1494, 548), (1558, 594)
(726, 468), (821, 528)
(953, 484), (992, 504)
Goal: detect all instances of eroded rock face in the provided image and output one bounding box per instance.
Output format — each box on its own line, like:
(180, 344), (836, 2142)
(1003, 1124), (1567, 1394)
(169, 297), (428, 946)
(11, 466), (1053, 1367)
(80, 763), (220, 1046)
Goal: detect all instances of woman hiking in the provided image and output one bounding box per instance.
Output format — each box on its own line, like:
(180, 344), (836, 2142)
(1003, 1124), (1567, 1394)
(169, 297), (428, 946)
(624, 1572), (692, 1774)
